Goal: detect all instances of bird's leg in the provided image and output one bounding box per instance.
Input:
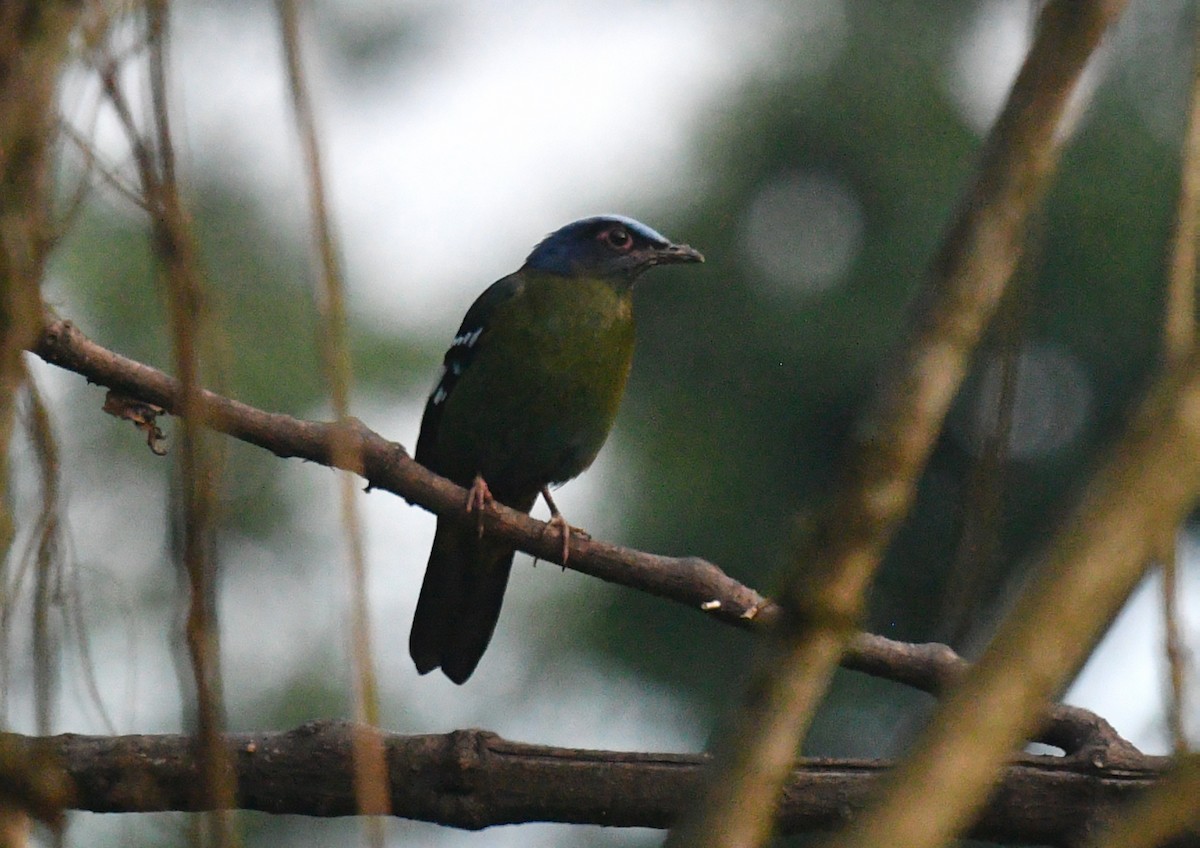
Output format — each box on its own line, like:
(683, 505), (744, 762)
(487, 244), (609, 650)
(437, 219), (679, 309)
(540, 486), (573, 564)
(465, 474), (494, 538)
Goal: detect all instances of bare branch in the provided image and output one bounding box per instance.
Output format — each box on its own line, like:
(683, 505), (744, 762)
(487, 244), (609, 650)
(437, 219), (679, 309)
(1089, 753), (1200, 848)
(109, 4), (238, 840)
(275, 0), (388, 825)
(26, 318), (1141, 766)
(666, 3), (1129, 846)
(827, 314), (1200, 848)
(0, 721), (1168, 845)
(0, 0), (85, 835)
(31, 318), (769, 624)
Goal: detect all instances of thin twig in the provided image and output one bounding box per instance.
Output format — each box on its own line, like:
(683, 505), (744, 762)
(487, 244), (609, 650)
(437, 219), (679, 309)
(1156, 5), (1200, 755)
(58, 118), (148, 213)
(101, 5), (236, 844)
(275, 0), (388, 832)
(0, 0), (86, 838)
(23, 369), (63, 737)
(936, 245), (1034, 648)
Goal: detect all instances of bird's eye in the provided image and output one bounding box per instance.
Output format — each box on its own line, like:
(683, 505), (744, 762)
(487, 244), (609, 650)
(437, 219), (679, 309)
(602, 227), (632, 251)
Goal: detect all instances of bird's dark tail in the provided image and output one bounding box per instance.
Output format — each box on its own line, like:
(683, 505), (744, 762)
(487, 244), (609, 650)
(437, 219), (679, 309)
(409, 513), (527, 684)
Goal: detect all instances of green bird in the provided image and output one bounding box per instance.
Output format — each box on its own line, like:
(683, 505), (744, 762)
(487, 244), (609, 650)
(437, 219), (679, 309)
(410, 215), (704, 683)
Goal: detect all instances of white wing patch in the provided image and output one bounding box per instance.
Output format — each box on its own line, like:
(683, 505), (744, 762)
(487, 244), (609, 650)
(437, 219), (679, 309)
(428, 326), (483, 407)
(452, 327), (483, 348)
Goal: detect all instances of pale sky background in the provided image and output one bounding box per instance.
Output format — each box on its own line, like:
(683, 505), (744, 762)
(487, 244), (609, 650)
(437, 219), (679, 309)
(15, 0), (1198, 845)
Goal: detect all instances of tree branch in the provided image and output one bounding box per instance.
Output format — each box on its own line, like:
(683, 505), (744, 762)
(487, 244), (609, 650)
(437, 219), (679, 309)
(30, 317), (769, 623)
(2, 720), (1167, 845)
(827, 286), (1200, 848)
(27, 317), (1143, 766)
(666, 1), (1128, 843)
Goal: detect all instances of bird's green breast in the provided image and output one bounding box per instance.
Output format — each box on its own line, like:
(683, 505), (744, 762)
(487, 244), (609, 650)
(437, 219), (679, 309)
(431, 272), (635, 498)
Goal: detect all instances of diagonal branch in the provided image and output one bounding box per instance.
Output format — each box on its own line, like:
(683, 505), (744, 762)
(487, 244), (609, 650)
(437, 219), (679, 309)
(826, 326), (1200, 848)
(666, 3), (1129, 846)
(3, 720), (1168, 846)
(27, 317), (1142, 765)
(31, 317), (769, 626)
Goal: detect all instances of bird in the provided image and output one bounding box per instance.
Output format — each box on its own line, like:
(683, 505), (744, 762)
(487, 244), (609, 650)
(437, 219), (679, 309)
(409, 215), (703, 683)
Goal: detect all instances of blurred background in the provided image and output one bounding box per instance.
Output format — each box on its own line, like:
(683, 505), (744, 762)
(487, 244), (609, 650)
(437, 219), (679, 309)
(5, 0), (1199, 845)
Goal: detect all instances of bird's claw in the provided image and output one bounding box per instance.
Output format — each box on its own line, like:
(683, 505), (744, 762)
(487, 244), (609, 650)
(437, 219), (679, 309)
(539, 485), (586, 565)
(544, 512), (573, 564)
(466, 475), (494, 538)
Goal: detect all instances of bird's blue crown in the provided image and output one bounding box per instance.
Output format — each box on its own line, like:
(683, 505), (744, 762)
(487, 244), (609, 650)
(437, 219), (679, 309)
(524, 215), (673, 278)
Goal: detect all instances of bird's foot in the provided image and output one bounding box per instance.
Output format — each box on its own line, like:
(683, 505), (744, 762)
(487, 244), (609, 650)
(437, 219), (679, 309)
(466, 475), (494, 538)
(540, 486), (588, 565)
(545, 512), (572, 564)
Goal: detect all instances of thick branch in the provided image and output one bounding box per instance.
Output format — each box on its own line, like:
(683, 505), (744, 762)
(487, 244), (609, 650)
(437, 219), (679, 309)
(27, 318), (1141, 764)
(5, 721), (1167, 846)
(829, 316), (1200, 848)
(667, 2), (1128, 845)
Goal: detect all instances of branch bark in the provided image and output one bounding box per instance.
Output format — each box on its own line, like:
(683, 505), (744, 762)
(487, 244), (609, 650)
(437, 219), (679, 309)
(827, 288), (1200, 848)
(276, 0), (389, 825)
(665, 2), (1128, 845)
(26, 317), (1141, 766)
(0, 0), (86, 835)
(30, 317), (770, 624)
(2, 721), (1168, 846)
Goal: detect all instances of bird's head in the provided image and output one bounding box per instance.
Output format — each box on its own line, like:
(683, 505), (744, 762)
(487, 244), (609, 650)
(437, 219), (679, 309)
(523, 215), (704, 283)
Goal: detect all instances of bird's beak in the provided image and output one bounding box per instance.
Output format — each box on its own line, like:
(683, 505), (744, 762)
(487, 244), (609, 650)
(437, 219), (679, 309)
(655, 243), (705, 265)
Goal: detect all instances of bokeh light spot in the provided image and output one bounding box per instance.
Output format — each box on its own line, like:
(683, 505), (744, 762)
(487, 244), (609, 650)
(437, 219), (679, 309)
(951, 344), (1092, 460)
(741, 169), (864, 296)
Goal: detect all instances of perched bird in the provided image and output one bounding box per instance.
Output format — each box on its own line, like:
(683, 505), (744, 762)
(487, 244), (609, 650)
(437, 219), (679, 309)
(410, 215), (703, 683)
